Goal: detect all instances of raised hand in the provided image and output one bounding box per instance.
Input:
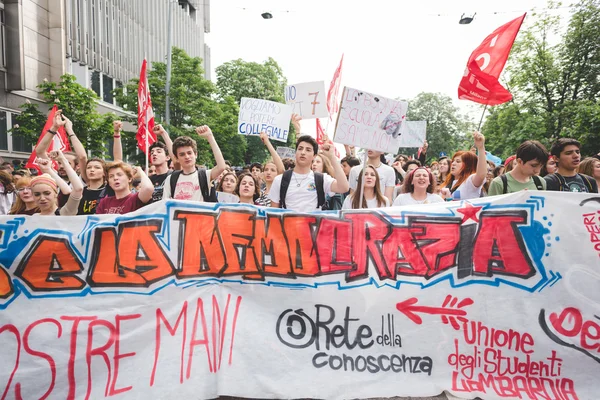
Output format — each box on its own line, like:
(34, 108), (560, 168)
(291, 114), (302, 133)
(49, 149), (65, 161)
(52, 110), (66, 130)
(153, 124), (166, 136)
(36, 157), (53, 174)
(259, 131), (270, 145)
(113, 120), (123, 133)
(195, 125), (214, 140)
(473, 131), (485, 149)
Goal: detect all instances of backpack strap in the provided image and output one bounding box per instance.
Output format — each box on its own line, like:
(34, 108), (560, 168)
(279, 170), (294, 209)
(501, 174), (508, 194)
(197, 168), (217, 202)
(555, 173), (566, 191)
(578, 173), (593, 192)
(314, 172), (325, 209)
(532, 175), (544, 190)
(170, 170), (183, 198)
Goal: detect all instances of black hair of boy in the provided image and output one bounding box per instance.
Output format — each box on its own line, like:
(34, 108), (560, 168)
(550, 138), (580, 158)
(341, 156), (361, 167)
(172, 136), (198, 156)
(295, 135), (318, 155)
(516, 140), (549, 164)
(149, 140), (169, 154)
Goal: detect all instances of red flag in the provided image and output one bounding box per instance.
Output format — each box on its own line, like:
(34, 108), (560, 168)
(25, 105), (72, 173)
(326, 54), (344, 119)
(458, 13), (526, 105)
(316, 119), (340, 158)
(137, 59), (156, 153)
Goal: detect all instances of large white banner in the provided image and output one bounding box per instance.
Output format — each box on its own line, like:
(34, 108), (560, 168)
(0, 192), (599, 399)
(334, 87), (409, 153)
(284, 81), (329, 119)
(238, 97), (292, 142)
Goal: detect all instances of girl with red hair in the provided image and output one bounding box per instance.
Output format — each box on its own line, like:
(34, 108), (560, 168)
(441, 132), (488, 201)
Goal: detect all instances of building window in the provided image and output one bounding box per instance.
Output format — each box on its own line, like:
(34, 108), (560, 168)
(102, 74), (114, 103)
(0, 111), (7, 150)
(115, 80), (123, 107)
(12, 131), (28, 152)
(90, 70), (101, 97)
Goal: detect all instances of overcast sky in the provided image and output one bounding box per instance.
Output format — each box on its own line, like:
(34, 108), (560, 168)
(206, 0), (573, 139)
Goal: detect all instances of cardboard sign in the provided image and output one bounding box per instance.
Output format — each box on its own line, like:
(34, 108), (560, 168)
(334, 87), (408, 153)
(217, 191), (240, 203)
(0, 192), (599, 399)
(238, 98), (292, 142)
(284, 81), (329, 119)
(276, 146), (296, 159)
(399, 121), (427, 148)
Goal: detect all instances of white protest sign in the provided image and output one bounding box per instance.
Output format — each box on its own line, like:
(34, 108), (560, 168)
(284, 81), (329, 119)
(276, 146), (296, 159)
(399, 121), (427, 148)
(238, 98), (292, 142)
(334, 87), (408, 153)
(217, 192), (240, 204)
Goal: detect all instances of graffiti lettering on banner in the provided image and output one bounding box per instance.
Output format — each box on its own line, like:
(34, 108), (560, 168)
(238, 97), (292, 142)
(284, 81), (329, 119)
(333, 87), (408, 153)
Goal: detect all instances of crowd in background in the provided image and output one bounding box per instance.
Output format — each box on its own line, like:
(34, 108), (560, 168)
(0, 112), (598, 216)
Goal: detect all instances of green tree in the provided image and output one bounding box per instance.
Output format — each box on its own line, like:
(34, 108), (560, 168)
(401, 92), (474, 160)
(11, 74), (115, 157)
(215, 58), (294, 164)
(483, 0), (600, 156)
(115, 48), (246, 166)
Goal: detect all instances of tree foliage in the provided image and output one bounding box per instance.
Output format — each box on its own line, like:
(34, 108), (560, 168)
(401, 92), (474, 159)
(215, 58), (295, 164)
(115, 47), (246, 166)
(11, 74), (115, 157)
(483, 0), (600, 158)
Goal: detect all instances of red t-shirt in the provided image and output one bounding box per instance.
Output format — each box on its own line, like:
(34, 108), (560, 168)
(95, 193), (144, 215)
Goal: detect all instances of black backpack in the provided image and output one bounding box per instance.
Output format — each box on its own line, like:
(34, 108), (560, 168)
(500, 174), (544, 194)
(279, 169), (326, 209)
(169, 168), (217, 202)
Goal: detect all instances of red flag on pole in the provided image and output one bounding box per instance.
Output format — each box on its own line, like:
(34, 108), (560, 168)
(25, 105), (71, 173)
(137, 59), (156, 154)
(458, 13), (526, 105)
(326, 54), (344, 119)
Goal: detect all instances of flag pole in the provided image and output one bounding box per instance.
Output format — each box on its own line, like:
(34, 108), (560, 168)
(144, 56), (149, 175)
(357, 151), (368, 209)
(477, 104), (488, 131)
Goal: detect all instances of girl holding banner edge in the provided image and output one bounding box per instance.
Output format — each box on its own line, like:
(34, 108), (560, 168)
(441, 132), (488, 201)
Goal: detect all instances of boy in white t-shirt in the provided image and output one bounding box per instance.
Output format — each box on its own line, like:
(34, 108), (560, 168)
(269, 135), (349, 212)
(348, 150), (396, 203)
(162, 126), (227, 202)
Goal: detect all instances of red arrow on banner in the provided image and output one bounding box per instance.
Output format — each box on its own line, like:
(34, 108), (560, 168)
(395, 297), (470, 325)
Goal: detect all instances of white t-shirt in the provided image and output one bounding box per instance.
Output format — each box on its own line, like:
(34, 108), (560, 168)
(348, 163), (396, 192)
(449, 174), (483, 200)
(269, 171), (334, 212)
(392, 192), (444, 207)
(342, 194), (390, 210)
(162, 169), (212, 201)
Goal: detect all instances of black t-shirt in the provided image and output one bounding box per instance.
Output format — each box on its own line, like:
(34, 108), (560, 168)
(78, 185), (108, 215)
(150, 172), (171, 203)
(544, 173), (599, 193)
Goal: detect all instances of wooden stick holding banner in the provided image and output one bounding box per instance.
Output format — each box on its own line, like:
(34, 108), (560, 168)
(357, 151), (368, 209)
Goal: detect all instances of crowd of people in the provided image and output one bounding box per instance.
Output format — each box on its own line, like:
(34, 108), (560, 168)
(0, 112), (598, 216)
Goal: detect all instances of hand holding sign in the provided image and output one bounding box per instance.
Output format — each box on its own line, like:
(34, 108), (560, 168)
(291, 113), (302, 134)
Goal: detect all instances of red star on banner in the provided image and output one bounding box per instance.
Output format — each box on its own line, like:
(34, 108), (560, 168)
(456, 202), (483, 223)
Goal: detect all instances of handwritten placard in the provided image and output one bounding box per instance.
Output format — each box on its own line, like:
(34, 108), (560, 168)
(284, 81), (328, 119)
(238, 98), (292, 142)
(333, 87), (408, 153)
(399, 121), (427, 148)
(276, 146), (296, 159)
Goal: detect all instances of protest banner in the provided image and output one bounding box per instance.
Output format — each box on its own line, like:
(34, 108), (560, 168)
(238, 98), (292, 142)
(0, 192), (599, 399)
(334, 87), (409, 153)
(284, 81), (329, 119)
(399, 121), (427, 148)
(276, 146), (296, 159)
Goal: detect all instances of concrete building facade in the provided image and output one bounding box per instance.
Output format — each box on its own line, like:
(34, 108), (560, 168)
(0, 0), (210, 163)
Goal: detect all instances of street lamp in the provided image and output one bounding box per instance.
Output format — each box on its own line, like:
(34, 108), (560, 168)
(459, 13), (476, 25)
